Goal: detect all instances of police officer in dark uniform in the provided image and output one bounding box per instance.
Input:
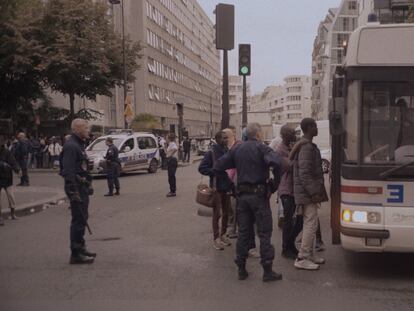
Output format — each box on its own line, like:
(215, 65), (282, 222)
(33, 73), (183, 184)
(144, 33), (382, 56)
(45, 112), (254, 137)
(104, 137), (120, 196)
(15, 132), (30, 186)
(214, 123), (284, 282)
(61, 119), (96, 264)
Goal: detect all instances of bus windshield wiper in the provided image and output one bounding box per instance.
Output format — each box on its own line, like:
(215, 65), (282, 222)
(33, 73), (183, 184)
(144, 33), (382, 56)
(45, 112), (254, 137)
(380, 160), (414, 178)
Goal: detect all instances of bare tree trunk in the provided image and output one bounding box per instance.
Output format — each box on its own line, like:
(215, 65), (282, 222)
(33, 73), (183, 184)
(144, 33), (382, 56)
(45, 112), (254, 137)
(69, 93), (75, 122)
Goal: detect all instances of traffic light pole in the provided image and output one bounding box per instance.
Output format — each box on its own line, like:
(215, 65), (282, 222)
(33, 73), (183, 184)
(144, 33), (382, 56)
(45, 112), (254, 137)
(242, 75), (247, 128)
(221, 50), (230, 129)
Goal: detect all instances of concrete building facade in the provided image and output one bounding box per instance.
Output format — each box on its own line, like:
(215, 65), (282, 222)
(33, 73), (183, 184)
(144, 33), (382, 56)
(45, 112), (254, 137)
(248, 75), (312, 131)
(227, 75), (251, 115)
(358, 0), (412, 25)
(48, 0), (221, 136)
(311, 0), (359, 120)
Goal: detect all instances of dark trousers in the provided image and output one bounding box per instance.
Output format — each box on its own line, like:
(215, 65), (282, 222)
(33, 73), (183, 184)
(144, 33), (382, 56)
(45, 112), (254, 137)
(236, 193), (274, 267)
(67, 187), (89, 256)
(107, 163), (120, 193)
(36, 153), (43, 168)
(280, 195), (303, 252)
(167, 157), (178, 193)
(18, 160), (29, 185)
(212, 192), (230, 240)
(160, 149), (167, 170)
(183, 151), (190, 162)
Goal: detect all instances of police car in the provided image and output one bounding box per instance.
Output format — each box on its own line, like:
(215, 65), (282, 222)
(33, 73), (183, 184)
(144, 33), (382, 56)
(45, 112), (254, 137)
(86, 130), (160, 175)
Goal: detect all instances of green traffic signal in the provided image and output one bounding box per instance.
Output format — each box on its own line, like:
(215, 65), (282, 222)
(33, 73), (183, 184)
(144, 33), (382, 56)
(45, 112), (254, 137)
(240, 66), (249, 75)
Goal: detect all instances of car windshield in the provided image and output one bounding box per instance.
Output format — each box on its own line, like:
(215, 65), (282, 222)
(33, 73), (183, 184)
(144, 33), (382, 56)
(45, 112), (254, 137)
(362, 82), (414, 165)
(87, 138), (122, 151)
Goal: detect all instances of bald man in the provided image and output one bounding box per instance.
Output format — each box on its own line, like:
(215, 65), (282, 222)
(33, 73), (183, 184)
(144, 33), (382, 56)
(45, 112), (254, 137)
(61, 119), (95, 264)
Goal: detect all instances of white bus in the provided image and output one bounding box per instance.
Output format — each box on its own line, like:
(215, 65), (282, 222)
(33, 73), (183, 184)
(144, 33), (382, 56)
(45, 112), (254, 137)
(331, 24), (414, 252)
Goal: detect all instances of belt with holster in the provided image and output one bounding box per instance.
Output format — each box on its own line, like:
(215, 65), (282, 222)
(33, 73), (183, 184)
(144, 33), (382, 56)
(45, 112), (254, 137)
(237, 184), (267, 196)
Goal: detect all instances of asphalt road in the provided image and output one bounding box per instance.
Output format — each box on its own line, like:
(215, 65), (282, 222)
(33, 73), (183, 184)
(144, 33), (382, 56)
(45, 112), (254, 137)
(1, 165), (414, 311)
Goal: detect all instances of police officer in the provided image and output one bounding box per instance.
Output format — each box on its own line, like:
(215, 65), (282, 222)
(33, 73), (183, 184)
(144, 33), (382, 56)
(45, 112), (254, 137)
(104, 137), (120, 197)
(214, 123), (284, 282)
(61, 119), (96, 264)
(15, 132), (30, 186)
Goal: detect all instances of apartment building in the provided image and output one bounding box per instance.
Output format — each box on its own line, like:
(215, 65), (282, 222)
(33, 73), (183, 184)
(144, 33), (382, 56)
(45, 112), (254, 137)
(248, 75), (311, 130)
(227, 75), (251, 115)
(311, 0), (359, 120)
(359, 0), (412, 25)
(311, 8), (336, 120)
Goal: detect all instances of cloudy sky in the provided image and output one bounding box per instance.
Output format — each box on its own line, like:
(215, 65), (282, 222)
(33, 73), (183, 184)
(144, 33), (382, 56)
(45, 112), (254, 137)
(198, 0), (341, 94)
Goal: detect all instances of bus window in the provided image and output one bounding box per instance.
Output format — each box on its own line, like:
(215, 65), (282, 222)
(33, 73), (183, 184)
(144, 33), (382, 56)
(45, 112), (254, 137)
(362, 82), (414, 164)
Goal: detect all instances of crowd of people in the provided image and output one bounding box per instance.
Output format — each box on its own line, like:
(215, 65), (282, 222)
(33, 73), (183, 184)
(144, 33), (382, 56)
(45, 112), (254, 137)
(197, 118), (328, 282)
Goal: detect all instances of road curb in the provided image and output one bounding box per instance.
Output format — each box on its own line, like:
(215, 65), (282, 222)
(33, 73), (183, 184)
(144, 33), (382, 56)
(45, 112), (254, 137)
(2, 193), (67, 219)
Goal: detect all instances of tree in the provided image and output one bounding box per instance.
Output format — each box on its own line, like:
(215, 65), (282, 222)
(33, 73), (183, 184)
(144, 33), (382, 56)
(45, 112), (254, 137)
(0, 0), (45, 129)
(38, 0), (142, 121)
(131, 114), (161, 132)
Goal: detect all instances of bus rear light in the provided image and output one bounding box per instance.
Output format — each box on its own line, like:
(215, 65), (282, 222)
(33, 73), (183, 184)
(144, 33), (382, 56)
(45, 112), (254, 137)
(341, 186), (382, 194)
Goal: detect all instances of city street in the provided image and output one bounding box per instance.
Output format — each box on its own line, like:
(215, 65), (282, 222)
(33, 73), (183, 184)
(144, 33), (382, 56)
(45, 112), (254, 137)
(1, 164), (414, 311)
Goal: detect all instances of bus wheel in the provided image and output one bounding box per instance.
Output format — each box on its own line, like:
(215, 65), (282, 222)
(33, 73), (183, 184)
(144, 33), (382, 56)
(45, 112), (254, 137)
(148, 159), (158, 173)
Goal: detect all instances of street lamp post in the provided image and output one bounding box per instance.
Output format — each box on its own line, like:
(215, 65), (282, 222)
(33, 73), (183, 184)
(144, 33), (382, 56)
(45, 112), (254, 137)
(209, 85), (221, 138)
(109, 0), (128, 129)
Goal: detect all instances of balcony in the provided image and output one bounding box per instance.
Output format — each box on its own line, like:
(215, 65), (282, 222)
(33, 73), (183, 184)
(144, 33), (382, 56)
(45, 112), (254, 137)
(391, 0), (411, 8)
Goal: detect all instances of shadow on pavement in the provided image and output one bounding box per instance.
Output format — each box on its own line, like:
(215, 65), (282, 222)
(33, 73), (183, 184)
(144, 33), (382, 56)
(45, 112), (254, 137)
(343, 250), (414, 280)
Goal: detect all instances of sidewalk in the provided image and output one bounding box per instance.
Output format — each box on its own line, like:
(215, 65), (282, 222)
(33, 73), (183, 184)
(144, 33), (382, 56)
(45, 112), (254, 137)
(1, 186), (67, 218)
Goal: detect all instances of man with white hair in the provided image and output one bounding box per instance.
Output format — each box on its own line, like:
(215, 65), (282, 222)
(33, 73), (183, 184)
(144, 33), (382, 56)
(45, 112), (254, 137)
(214, 123), (285, 283)
(61, 118), (95, 264)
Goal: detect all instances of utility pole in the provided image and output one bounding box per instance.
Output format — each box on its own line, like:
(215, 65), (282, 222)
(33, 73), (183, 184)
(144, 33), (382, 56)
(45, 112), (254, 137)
(239, 44), (251, 128)
(214, 4), (234, 129)
(109, 0), (128, 129)
(222, 50), (229, 129)
(242, 75), (247, 127)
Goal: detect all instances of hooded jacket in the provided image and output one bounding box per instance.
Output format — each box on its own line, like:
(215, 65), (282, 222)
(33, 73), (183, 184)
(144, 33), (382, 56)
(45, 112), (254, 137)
(289, 138), (328, 205)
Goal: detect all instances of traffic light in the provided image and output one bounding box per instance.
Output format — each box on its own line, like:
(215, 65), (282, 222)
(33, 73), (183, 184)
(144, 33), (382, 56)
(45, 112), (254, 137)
(239, 44), (251, 76)
(214, 4), (234, 50)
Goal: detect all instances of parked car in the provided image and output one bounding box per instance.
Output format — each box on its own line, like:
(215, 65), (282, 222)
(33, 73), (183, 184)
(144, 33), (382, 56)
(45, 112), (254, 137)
(86, 131), (160, 175)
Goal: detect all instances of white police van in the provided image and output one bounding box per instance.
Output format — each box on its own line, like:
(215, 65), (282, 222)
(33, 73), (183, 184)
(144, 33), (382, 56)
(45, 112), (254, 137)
(86, 130), (160, 175)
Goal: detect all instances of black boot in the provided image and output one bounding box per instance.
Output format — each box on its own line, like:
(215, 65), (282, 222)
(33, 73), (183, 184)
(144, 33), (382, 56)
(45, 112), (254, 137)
(235, 261), (249, 280)
(263, 265), (283, 282)
(10, 208), (18, 220)
(104, 192), (113, 197)
(0, 217), (4, 226)
(69, 254), (95, 265)
(114, 189), (120, 196)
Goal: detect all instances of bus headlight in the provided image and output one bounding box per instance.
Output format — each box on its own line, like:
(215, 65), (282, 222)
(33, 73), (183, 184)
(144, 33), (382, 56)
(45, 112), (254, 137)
(342, 210), (381, 224)
(342, 210), (352, 222)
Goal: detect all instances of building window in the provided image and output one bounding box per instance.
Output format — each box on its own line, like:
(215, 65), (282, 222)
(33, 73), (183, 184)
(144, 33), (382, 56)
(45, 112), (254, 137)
(348, 1), (357, 11)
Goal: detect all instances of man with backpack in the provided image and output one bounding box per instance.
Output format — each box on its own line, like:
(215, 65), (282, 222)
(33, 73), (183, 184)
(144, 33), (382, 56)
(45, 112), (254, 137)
(0, 136), (21, 226)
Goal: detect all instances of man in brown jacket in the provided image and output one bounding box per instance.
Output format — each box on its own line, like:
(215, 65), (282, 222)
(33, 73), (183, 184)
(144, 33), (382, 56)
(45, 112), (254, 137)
(290, 118), (328, 270)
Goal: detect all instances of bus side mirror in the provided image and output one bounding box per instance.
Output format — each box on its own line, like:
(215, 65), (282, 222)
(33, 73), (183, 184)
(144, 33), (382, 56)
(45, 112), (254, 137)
(329, 111), (344, 136)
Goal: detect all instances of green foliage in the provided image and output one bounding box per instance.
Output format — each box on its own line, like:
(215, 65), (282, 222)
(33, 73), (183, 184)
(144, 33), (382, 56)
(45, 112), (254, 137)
(0, 0), (45, 126)
(38, 0), (142, 119)
(131, 114), (161, 131)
